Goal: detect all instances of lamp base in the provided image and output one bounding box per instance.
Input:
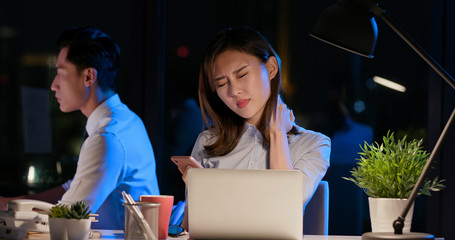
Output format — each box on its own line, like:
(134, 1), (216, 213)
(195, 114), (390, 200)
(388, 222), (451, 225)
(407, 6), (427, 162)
(362, 232), (434, 240)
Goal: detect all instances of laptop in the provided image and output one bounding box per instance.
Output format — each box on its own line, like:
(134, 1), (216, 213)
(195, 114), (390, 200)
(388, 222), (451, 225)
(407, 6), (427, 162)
(187, 168), (303, 239)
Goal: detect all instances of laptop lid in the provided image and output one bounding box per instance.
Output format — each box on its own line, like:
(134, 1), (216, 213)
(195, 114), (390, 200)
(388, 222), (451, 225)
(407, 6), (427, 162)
(187, 168), (303, 240)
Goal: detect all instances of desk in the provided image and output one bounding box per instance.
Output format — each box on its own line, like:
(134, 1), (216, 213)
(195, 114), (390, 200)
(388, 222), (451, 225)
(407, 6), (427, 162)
(23, 231), (356, 239)
(22, 230), (187, 240)
(21, 230), (359, 240)
(22, 230), (444, 240)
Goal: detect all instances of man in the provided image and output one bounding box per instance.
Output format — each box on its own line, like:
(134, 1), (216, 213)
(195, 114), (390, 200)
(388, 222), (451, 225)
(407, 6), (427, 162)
(1, 27), (160, 229)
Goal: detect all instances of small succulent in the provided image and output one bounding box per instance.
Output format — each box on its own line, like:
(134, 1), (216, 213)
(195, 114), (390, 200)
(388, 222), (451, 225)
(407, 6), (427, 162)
(66, 201), (92, 219)
(48, 204), (69, 218)
(48, 201), (92, 219)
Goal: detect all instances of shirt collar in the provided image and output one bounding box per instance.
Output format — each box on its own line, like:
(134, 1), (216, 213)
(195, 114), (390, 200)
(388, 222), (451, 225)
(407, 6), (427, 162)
(244, 122), (263, 140)
(85, 94), (120, 136)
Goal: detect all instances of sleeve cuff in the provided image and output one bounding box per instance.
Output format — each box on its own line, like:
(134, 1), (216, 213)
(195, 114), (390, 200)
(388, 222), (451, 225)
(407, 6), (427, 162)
(61, 179), (73, 191)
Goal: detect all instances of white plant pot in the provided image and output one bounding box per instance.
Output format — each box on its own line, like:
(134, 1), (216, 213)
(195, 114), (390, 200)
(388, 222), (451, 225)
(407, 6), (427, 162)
(368, 197), (414, 233)
(66, 219), (91, 240)
(48, 218), (68, 240)
(48, 218), (91, 240)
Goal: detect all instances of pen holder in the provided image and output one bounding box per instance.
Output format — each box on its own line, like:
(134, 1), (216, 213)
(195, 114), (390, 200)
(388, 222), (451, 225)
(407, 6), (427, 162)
(123, 202), (160, 240)
(140, 195), (174, 239)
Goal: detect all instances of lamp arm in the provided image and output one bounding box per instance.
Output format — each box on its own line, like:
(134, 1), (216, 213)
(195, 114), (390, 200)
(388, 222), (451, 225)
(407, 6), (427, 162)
(371, 5), (455, 235)
(372, 6), (455, 91)
(396, 107), (455, 234)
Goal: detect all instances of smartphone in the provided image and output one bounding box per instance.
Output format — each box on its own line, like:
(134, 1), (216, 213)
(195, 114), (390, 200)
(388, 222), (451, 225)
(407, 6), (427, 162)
(171, 156), (203, 171)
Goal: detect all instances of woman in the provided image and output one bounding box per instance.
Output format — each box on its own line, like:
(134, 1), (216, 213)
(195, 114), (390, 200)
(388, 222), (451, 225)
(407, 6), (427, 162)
(181, 26), (330, 229)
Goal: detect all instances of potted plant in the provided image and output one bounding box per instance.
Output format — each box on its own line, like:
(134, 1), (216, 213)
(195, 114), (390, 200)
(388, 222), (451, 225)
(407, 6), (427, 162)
(343, 131), (445, 233)
(48, 201), (92, 240)
(66, 201), (92, 240)
(48, 204), (70, 240)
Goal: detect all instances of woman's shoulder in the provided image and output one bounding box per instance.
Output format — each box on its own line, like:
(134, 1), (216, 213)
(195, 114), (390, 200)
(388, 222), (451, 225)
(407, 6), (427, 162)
(195, 129), (218, 145)
(198, 128), (214, 138)
(290, 125), (330, 144)
(192, 129), (219, 160)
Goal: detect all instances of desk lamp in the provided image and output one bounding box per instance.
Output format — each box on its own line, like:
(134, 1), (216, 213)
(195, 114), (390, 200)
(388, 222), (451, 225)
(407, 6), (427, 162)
(310, 0), (455, 239)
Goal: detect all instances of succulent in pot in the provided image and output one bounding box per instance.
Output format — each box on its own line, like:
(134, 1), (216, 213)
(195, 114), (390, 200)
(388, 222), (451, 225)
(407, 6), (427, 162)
(66, 201), (92, 219)
(48, 201), (92, 240)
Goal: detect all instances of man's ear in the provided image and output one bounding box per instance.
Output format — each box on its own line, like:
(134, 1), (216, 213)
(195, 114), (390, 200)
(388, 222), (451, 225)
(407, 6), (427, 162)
(83, 68), (97, 87)
(265, 56), (278, 80)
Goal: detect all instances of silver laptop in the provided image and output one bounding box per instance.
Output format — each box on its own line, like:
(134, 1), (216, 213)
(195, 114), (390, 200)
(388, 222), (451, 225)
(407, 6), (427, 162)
(187, 168), (303, 239)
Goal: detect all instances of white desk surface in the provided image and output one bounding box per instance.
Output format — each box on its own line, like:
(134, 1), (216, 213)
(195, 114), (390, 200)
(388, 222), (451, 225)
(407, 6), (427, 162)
(21, 229), (362, 240)
(22, 230), (359, 239)
(22, 230), (444, 240)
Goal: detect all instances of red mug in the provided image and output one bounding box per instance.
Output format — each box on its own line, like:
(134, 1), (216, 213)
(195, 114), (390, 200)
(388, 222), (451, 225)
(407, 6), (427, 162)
(140, 195), (174, 239)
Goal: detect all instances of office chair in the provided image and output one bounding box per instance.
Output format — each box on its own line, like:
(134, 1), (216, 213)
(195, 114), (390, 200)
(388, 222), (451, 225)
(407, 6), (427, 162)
(303, 180), (329, 235)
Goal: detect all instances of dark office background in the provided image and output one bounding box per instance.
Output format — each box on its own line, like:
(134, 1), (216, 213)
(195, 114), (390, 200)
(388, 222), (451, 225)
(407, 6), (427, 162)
(0, 0), (453, 238)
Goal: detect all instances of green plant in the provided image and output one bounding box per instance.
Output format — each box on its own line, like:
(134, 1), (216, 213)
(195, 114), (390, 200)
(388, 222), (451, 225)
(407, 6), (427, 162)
(48, 204), (69, 218)
(343, 131), (445, 198)
(66, 201), (92, 219)
(48, 201), (92, 219)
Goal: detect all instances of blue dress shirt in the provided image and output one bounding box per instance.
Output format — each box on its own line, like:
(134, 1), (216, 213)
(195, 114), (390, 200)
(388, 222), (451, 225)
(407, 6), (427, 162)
(60, 94), (160, 229)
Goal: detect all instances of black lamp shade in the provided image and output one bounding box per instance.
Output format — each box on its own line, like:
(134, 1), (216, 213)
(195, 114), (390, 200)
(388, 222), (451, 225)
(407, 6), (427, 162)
(310, 0), (378, 58)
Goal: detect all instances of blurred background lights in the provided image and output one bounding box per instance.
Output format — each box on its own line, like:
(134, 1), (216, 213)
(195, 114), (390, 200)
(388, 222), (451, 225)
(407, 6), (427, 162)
(56, 161), (62, 175)
(373, 76), (406, 92)
(176, 45), (190, 58)
(47, 56), (57, 68)
(353, 100), (366, 113)
(27, 165), (36, 184)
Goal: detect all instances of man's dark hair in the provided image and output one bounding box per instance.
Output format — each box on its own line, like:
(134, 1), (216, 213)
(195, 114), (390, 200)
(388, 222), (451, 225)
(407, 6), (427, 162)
(57, 27), (120, 91)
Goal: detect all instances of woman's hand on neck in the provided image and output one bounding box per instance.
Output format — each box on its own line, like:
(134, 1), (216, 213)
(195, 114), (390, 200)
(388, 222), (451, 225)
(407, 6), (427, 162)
(270, 97), (295, 134)
(269, 98), (295, 170)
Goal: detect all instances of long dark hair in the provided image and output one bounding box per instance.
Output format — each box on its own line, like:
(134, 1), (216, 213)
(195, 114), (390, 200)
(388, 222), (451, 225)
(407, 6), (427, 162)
(199, 26), (298, 156)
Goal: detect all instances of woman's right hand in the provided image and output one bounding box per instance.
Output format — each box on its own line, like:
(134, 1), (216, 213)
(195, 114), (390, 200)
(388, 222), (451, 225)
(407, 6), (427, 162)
(181, 166), (193, 185)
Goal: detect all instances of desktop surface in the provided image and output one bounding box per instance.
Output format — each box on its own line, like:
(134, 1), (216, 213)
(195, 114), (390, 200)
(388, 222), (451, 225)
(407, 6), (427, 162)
(14, 230), (362, 240)
(15, 230), (445, 240)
